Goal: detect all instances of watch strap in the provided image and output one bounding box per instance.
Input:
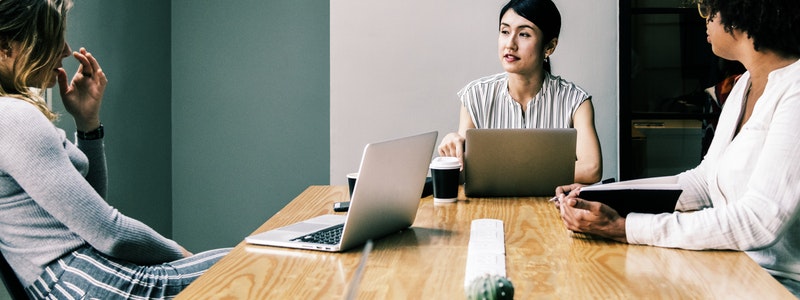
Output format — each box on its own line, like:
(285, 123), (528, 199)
(77, 123), (104, 140)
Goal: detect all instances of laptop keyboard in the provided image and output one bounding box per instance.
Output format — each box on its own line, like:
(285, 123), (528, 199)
(291, 224), (344, 245)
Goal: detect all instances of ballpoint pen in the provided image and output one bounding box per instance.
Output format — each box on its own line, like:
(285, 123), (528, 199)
(549, 192), (568, 203)
(550, 178), (615, 203)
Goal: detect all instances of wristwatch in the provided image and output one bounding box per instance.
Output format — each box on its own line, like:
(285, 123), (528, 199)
(77, 123), (104, 140)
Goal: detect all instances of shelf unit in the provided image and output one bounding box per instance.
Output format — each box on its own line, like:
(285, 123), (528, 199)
(619, 0), (721, 179)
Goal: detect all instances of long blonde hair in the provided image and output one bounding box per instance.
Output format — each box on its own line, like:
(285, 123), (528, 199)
(0, 0), (72, 121)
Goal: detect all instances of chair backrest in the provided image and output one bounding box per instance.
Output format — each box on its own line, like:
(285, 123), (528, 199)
(0, 252), (28, 300)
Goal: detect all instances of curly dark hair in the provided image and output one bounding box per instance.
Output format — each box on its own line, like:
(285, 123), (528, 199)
(701, 0), (800, 57)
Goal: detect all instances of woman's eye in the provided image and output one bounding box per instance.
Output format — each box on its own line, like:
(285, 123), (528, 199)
(519, 32), (531, 38)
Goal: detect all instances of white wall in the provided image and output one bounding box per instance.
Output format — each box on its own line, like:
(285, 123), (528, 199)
(331, 0), (618, 184)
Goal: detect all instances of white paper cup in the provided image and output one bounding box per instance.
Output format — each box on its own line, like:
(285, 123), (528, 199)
(430, 157), (461, 203)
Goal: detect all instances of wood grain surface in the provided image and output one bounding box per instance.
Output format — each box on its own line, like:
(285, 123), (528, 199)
(177, 185), (794, 299)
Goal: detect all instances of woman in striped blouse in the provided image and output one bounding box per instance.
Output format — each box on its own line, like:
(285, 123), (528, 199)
(437, 0), (602, 184)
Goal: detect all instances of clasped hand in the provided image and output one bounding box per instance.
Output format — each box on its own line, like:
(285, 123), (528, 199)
(57, 47), (107, 131)
(555, 183), (628, 243)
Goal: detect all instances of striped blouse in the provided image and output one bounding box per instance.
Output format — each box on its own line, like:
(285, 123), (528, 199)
(459, 72), (590, 129)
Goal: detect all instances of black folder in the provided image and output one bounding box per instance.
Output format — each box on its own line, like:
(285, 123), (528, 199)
(579, 184), (682, 216)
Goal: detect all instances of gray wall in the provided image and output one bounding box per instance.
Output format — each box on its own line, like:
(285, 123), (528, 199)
(53, 1), (173, 236)
(171, 1), (330, 251)
(53, 0), (330, 253)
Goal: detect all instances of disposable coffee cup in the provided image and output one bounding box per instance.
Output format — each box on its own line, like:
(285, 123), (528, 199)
(430, 157), (461, 203)
(347, 173), (358, 199)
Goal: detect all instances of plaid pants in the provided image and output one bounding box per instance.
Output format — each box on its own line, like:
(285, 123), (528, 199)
(26, 246), (230, 300)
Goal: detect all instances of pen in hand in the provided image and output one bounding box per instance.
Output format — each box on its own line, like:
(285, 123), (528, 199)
(551, 179), (613, 203)
(549, 191), (569, 203)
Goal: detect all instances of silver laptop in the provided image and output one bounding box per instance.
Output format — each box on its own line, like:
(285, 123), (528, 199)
(245, 131), (437, 252)
(463, 128), (576, 197)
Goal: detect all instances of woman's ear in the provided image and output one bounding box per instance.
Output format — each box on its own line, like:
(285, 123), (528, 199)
(544, 38), (558, 58)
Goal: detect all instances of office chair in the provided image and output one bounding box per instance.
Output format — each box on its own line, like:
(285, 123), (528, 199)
(0, 252), (28, 300)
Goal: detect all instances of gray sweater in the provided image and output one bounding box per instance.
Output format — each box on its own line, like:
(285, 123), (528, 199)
(0, 97), (184, 287)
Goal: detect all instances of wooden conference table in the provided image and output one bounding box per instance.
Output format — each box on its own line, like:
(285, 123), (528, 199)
(178, 185), (793, 299)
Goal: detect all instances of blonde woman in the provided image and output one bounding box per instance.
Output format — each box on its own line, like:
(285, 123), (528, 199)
(0, 1), (228, 298)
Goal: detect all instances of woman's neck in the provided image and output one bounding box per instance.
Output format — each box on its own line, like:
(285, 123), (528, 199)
(742, 51), (798, 89)
(506, 70), (545, 109)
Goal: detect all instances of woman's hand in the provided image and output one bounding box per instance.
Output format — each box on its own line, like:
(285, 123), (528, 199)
(57, 47), (108, 131)
(552, 183), (584, 209)
(558, 190), (628, 243)
(438, 106), (476, 166)
(179, 245), (193, 258)
(437, 132), (466, 165)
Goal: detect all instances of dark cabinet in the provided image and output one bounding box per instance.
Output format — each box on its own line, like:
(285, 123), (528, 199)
(619, 0), (730, 179)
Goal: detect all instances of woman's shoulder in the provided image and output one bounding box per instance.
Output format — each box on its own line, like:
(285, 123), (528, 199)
(0, 97), (55, 134)
(459, 73), (507, 94)
(0, 96), (53, 119)
(0, 97), (43, 120)
(545, 72), (589, 95)
(771, 59), (800, 86)
(543, 73), (591, 106)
